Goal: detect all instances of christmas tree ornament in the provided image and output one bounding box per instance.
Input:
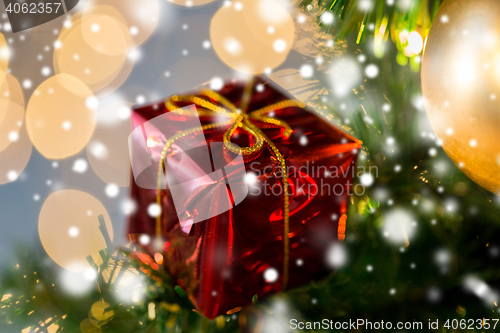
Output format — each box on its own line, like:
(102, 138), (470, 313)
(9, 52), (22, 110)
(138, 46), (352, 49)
(128, 77), (361, 318)
(210, 0), (295, 74)
(422, 0), (500, 193)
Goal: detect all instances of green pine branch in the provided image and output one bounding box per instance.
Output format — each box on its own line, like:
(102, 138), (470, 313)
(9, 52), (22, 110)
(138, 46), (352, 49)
(299, 0), (443, 58)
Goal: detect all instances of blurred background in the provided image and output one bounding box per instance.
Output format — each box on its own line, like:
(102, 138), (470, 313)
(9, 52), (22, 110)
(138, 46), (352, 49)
(2, 0), (500, 331)
(0, 0), (310, 271)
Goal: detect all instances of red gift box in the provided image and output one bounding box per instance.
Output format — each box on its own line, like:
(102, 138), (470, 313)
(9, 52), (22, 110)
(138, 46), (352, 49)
(128, 78), (361, 318)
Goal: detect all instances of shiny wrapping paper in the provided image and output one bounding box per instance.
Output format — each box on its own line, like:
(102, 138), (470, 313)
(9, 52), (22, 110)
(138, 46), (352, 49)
(128, 78), (361, 318)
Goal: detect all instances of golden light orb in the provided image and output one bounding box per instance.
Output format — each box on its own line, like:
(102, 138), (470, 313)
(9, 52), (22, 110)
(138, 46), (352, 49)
(0, 117), (32, 185)
(210, 0), (295, 74)
(0, 72), (24, 153)
(167, 0), (216, 6)
(85, 0), (160, 47)
(54, 15), (133, 94)
(38, 190), (113, 272)
(26, 74), (97, 159)
(0, 33), (8, 72)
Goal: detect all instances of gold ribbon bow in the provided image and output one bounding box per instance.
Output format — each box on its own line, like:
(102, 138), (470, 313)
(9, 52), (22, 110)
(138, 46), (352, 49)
(156, 85), (306, 289)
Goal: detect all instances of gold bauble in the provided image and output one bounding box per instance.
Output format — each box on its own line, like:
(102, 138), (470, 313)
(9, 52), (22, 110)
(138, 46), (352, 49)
(210, 0), (295, 74)
(422, 0), (500, 193)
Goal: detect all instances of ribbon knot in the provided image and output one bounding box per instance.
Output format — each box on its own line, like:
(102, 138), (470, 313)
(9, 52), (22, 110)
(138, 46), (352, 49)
(157, 85), (306, 290)
(166, 89), (302, 156)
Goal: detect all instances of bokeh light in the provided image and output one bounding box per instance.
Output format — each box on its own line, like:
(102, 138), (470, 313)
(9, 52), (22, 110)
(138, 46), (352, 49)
(60, 266), (97, 295)
(85, 0), (160, 47)
(73, 158), (89, 173)
(38, 190), (113, 272)
(90, 300), (114, 326)
(463, 275), (498, 305)
(80, 319), (103, 333)
(210, 0), (295, 74)
(264, 267), (279, 283)
(326, 242), (348, 268)
(0, 99), (23, 153)
(0, 71), (24, 108)
(167, 0), (216, 6)
(406, 31), (423, 55)
(80, 6), (134, 56)
(328, 56), (361, 97)
(114, 269), (146, 304)
(382, 208), (416, 245)
(0, 72), (24, 155)
(0, 119), (32, 185)
(0, 33), (8, 72)
(54, 15), (134, 94)
(26, 74), (97, 159)
(87, 100), (132, 186)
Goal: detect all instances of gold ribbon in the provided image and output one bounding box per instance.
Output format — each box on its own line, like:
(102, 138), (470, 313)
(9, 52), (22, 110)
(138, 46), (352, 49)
(155, 87), (306, 290)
